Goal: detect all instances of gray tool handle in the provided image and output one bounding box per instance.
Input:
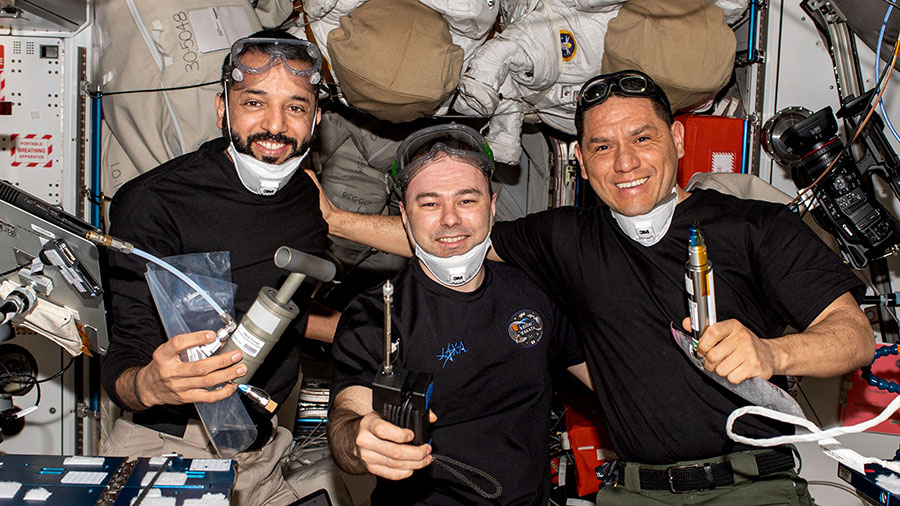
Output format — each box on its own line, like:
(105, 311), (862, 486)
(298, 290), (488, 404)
(274, 246), (336, 282)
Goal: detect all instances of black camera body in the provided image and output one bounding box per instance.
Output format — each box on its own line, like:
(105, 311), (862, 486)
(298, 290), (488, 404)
(782, 96), (900, 269)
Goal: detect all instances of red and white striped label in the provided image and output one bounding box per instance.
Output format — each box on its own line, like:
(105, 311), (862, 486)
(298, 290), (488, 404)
(10, 134), (53, 167)
(0, 44), (5, 101)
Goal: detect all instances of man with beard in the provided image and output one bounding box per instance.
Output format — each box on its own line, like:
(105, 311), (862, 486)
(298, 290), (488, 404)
(100, 31), (337, 506)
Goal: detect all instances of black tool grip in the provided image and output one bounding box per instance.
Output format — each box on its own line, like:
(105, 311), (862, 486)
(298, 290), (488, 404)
(372, 367), (433, 446)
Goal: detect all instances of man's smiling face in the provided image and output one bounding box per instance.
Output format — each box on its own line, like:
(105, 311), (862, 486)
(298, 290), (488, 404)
(216, 50), (319, 164)
(575, 95), (685, 216)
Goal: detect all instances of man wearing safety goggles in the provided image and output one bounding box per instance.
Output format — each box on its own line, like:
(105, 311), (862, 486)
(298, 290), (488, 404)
(313, 70), (873, 505)
(326, 124), (591, 505)
(101, 31), (345, 506)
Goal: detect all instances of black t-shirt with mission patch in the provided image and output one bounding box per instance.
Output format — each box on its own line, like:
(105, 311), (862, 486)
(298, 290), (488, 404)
(491, 188), (864, 464)
(331, 260), (584, 506)
(102, 138), (327, 438)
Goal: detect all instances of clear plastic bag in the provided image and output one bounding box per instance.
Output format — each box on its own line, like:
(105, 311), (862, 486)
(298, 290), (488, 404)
(145, 252), (257, 458)
(670, 323), (804, 418)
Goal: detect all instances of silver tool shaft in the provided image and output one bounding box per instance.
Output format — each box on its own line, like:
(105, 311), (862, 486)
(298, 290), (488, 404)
(383, 280), (394, 373)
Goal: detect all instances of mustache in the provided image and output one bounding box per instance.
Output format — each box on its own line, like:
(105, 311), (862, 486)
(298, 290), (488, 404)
(244, 132), (299, 151)
(228, 129), (310, 164)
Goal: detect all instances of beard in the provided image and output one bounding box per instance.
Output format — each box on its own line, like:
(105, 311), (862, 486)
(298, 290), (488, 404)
(225, 126), (311, 164)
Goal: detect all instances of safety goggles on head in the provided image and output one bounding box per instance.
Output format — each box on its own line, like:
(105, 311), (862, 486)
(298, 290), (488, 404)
(577, 70), (670, 115)
(391, 124), (494, 193)
(229, 37), (322, 85)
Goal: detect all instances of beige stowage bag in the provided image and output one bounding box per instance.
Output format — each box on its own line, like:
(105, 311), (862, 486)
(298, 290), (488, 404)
(602, 0), (737, 112)
(95, 1), (286, 194)
(326, 0), (463, 123)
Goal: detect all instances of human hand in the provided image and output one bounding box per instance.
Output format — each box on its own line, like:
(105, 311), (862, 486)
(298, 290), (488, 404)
(305, 169), (337, 222)
(138, 331), (246, 406)
(354, 411), (437, 480)
(681, 317), (777, 384)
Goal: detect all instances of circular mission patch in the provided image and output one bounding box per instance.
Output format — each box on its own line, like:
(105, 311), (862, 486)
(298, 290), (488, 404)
(507, 309), (544, 347)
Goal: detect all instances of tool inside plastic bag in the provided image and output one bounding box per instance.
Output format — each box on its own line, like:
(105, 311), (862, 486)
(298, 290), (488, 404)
(670, 323), (805, 418)
(144, 251), (257, 458)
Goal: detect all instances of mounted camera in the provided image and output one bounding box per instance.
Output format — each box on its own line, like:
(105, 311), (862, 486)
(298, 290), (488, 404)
(767, 91), (900, 269)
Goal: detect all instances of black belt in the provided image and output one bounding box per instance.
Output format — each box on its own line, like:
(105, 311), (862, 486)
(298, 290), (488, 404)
(616, 448), (797, 494)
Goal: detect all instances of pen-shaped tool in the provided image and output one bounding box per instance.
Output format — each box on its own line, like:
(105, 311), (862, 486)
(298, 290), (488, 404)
(229, 381), (278, 413)
(685, 221), (716, 356)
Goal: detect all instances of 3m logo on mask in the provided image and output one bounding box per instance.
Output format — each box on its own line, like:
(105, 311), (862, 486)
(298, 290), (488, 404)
(507, 309), (544, 347)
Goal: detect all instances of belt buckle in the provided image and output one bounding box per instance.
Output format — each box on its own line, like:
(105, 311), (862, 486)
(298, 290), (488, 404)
(667, 463), (701, 494)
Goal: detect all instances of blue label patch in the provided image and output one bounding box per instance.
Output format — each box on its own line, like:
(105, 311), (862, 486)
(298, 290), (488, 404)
(507, 310), (544, 347)
(560, 31), (576, 62)
(436, 341), (468, 368)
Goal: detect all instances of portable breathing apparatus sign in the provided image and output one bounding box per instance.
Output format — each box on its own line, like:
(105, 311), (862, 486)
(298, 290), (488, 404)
(10, 134), (53, 168)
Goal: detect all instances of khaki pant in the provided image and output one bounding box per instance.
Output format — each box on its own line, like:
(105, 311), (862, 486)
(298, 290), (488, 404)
(101, 416), (296, 506)
(595, 449), (815, 506)
(101, 417), (372, 506)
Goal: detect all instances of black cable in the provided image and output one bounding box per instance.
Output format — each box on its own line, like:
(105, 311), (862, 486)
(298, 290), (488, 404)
(432, 455), (503, 499)
(790, 444), (804, 475)
(0, 354), (76, 399)
(1, 370), (43, 408)
(97, 80), (219, 97)
(33, 378), (40, 408)
(134, 455), (173, 506)
(549, 406), (568, 435)
(36, 354), (76, 383)
(0, 262), (30, 278)
(84, 192), (112, 205)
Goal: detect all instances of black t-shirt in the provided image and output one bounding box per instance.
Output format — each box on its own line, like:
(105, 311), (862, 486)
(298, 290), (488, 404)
(491, 189), (864, 464)
(331, 260), (583, 506)
(102, 138), (328, 437)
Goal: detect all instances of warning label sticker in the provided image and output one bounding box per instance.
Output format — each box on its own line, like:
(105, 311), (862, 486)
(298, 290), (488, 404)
(11, 134), (53, 167)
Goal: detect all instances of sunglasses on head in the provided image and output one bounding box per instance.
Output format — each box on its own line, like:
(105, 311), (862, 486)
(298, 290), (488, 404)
(577, 71), (668, 112)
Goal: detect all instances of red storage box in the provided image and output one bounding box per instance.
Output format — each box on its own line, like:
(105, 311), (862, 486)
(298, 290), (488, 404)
(675, 113), (745, 188)
(565, 403), (615, 497)
(839, 349), (900, 435)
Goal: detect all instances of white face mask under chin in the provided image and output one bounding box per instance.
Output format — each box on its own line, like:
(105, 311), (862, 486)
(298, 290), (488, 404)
(227, 142), (307, 196)
(414, 234), (493, 287)
(611, 189), (679, 247)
